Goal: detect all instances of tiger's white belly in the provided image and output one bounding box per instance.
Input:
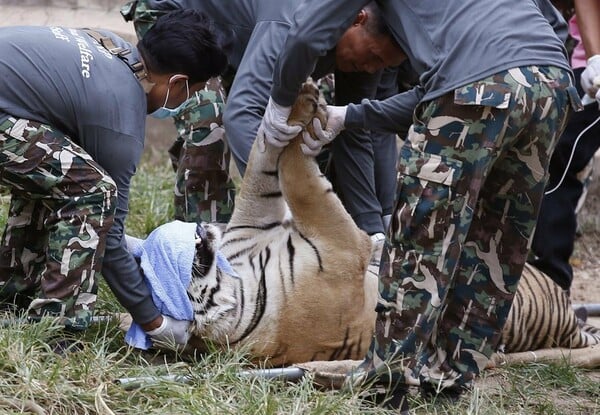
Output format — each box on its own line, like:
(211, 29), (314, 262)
(216, 224), (377, 366)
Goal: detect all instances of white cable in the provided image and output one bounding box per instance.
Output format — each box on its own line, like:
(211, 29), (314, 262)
(544, 113), (600, 195)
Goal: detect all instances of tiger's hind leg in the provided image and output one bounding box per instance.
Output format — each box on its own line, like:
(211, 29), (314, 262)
(279, 81), (371, 266)
(227, 128), (288, 230)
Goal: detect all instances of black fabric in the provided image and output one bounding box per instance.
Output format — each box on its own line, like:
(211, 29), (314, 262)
(530, 67), (600, 290)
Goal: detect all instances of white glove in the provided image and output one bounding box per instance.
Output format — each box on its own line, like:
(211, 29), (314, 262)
(300, 105), (347, 156)
(259, 97), (302, 148)
(146, 315), (191, 349)
(581, 55), (600, 102)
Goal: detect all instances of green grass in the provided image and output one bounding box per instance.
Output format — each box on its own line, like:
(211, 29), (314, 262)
(0, 152), (599, 414)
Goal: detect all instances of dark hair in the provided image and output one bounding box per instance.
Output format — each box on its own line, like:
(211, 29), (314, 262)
(363, 2), (392, 38)
(550, 0), (574, 20)
(138, 9), (229, 84)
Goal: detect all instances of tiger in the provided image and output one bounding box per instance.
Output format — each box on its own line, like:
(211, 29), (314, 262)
(171, 80), (600, 365)
(186, 80), (377, 366)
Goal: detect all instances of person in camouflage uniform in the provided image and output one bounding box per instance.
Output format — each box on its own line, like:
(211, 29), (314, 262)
(263, 0), (581, 410)
(125, 1), (235, 223)
(0, 118), (116, 329)
(358, 66), (577, 396)
(168, 79), (235, 223)
(0, 11), (229, 344)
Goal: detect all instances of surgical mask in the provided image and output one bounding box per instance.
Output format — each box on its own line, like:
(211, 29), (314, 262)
(149, 75), (190, 119)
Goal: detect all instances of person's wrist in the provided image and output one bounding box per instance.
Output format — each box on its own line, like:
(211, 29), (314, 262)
(587, 54), (600, 65)
(141, 315), (163, 332)
(270, 97), (287, 112)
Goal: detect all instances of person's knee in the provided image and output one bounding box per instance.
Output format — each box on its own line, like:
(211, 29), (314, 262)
(98, 176), (118, 213)
(77, 175), (118, 219)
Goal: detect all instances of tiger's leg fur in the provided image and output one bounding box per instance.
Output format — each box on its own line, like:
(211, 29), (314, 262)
(279, 81), (372, 271)
(279, 139), (371, 263)
(226, 137), (287, 229)
(221, 80), (376, 363)
(270, 81), (376, 362)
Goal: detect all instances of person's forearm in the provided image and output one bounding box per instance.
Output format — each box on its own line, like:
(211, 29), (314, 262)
(102, 235), (160, 326)
(224, 20), (296, 172)
(345, 86), (424, 134)
(575, 0), (600, 57)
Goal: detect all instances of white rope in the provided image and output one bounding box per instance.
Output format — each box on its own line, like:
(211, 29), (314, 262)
(545, 113), (600, 195)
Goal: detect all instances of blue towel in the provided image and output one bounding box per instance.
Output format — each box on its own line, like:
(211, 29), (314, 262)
(125, 220), (197, 350)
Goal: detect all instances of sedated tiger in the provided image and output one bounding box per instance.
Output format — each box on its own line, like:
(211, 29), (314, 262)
(140, 80), (600, 366)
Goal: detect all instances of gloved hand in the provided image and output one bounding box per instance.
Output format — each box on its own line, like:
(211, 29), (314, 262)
(300, 105), (347, 156)
(146, 315), (191, 349)
(259, 97), (303, 149)
(581, 55), (600, 102)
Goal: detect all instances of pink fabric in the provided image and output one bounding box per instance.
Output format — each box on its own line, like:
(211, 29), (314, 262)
(570, 15), (587, 69)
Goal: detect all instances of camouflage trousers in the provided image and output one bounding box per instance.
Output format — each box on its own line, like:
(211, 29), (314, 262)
(169, 78), (236, 223)
(0, 117), (117, 330)
(358, 66), (576, 391)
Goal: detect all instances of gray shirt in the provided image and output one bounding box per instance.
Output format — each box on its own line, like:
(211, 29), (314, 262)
(270, 0), (571, 132)
(0, 26), (158, 324)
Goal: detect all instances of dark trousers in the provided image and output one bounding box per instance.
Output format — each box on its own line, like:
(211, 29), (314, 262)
(328, 68), (399, 235)
(530, 67), (600, 290)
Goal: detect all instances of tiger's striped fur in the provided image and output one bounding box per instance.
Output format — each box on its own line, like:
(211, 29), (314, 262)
(500, 262), (600, 352)
(184, 80), (600, 366)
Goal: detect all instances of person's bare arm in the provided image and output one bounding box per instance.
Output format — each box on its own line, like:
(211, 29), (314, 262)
(575, 0), (600, 57)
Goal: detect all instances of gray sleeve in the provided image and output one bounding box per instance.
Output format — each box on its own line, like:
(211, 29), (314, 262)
(345, 86), (425, 134)
(79, 125), (160, 325)
(144, 0), (196, 10)
(223, 21), (290, 173)
(270, 0), (370, 107)
(532, 0), (569, 44)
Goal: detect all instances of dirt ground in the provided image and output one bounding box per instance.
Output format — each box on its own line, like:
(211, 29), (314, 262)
(570, 168), (600, 310)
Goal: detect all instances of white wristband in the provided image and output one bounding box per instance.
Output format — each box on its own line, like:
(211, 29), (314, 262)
(146, 317), (167, 335)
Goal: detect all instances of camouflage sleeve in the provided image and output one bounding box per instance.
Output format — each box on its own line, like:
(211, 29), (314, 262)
(121, 0), (170, 39)
(172, 79), (226, 138)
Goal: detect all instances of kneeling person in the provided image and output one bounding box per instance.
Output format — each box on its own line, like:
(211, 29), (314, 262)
(0, 11), (228, 347)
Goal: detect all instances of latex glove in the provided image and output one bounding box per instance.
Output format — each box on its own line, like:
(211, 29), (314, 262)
(300, 105), (347, 156)
(258, 97), (302, 149)
(146, 315), (191, 349)
(581, 55), (600, 102)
